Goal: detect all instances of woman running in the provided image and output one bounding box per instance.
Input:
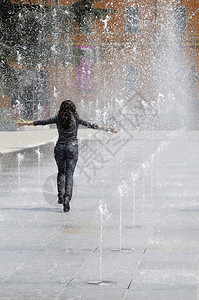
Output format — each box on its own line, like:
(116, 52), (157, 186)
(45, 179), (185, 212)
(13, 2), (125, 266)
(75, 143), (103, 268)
(16, 100), (117, 212)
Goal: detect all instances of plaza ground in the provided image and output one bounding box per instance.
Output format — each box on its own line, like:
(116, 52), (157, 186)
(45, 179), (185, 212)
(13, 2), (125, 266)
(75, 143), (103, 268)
(1, 127), (199, 299)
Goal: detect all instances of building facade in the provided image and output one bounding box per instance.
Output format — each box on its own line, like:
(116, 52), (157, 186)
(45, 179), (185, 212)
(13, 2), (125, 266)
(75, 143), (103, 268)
(1, 0), (199, 122)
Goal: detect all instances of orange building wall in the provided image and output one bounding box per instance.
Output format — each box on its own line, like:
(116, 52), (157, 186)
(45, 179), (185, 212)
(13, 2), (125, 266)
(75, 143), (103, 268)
(53, 0), (199, 111)
(2, 0), (199, 113)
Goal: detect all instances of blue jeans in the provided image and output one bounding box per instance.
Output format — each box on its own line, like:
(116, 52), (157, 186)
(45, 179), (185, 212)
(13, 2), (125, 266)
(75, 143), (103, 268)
(54, 141), (78, 202)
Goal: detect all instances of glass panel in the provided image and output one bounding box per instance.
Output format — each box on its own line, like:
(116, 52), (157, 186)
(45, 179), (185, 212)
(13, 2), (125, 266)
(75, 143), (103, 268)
(76, 45), (94, 92)
(126, 7), (139, 34)
(174, 6), (187, 34)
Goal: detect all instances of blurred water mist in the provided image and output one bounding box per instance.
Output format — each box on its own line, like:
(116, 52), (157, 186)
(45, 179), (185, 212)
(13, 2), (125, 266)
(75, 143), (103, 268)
(82, 3), (199, 132)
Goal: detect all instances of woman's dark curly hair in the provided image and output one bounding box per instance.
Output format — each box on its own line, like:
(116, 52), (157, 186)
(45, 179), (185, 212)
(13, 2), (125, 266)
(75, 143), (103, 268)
(58, 100), (78, 128)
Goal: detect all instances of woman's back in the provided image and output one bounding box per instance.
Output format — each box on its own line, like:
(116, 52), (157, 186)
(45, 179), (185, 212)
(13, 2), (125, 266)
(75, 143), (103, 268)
(33, 114), (99, 143)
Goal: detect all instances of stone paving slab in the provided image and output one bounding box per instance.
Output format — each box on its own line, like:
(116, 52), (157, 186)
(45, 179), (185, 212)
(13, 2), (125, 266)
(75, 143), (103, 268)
(1, 131), (199, 299)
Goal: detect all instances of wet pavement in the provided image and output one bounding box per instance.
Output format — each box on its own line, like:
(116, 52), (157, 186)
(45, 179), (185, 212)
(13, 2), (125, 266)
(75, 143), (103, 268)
(1, 129), (199, 299)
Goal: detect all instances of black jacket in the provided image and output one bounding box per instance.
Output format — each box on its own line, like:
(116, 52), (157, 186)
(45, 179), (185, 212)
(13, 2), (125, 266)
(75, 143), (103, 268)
(34, 115), (99, 143)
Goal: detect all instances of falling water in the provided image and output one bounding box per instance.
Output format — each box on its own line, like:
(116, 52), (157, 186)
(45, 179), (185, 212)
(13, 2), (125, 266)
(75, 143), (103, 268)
(142, 166), (146, 210)
(118, 184), (123, 251)
(99, 199), (103, 283)
(131, 174), (137, 228)
(87, 200), (112, 286)
(150, 154), (154, 202)
(35, 147), (41, 183)
(17, 153), (24, 190)
(98, 198), (110, 283)
(156, 148), (160, 191)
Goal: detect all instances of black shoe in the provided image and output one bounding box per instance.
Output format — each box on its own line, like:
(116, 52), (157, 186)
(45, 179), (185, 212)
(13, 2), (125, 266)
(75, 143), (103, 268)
(63, 198), (70, 212)
(58, 198), (63, 204)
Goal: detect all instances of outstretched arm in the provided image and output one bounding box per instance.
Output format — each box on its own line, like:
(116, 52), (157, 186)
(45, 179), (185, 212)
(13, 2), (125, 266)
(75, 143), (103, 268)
(15, 118), (34, 127)
(16, 116), (57, 127)
(78, 116), (117, 133)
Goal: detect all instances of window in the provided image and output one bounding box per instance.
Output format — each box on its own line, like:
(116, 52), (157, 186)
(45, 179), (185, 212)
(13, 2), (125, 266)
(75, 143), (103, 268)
(76, 46), (94, 92)
(174, 6), (187, 34)
(126, 66), (139, 96)
(79, 17), (92, 34)
(126, 7), (139, 34)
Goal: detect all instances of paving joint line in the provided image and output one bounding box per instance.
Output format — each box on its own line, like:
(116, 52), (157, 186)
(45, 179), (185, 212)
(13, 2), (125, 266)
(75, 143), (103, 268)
(2, 166), (114, 282)
(55, 185), (115, 299)
(55, 224), (115, 300)
(122, 224), (157, 300)
(55, 246), (99, 300)
(1, 211), (84, 283)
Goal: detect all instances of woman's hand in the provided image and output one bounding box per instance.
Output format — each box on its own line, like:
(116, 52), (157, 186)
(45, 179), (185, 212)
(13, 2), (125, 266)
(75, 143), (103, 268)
(107, 126), (118, 133)
(15, 118), (33, 128)
(15, 118), (27, 128)
(99, 125), (118, 133)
